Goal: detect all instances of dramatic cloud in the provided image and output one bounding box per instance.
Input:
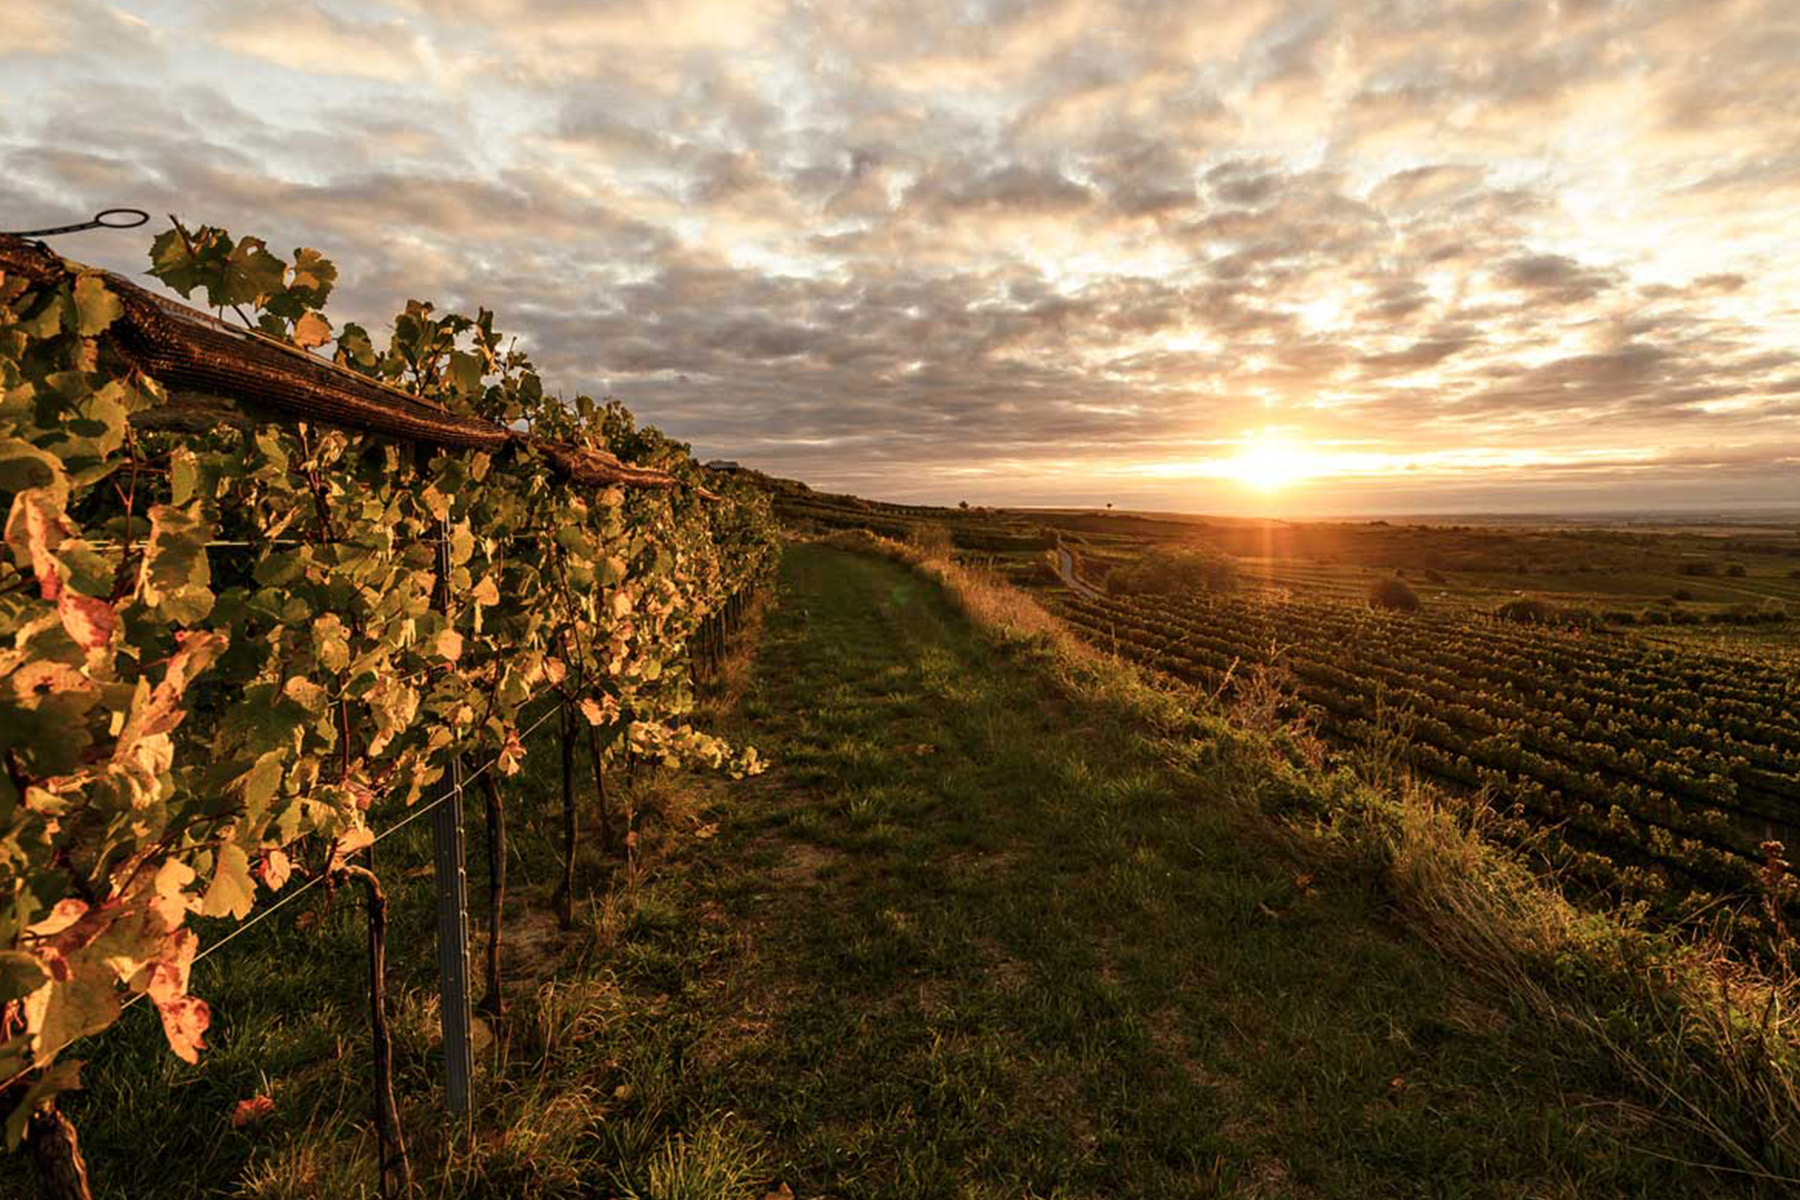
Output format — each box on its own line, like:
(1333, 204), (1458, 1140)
(4, 0), (1797, 513)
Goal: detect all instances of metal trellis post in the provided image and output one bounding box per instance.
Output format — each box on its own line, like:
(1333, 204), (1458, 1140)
(434, 518), (476, 1115)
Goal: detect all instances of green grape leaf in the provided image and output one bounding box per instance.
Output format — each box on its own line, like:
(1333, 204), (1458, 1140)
(137, 504), (214, 624)
(0, 438), (63, 493)
(72, 275), (121, 336)
(213, 237), (287, 310)
(288, 247), (337, 306)
(334, 322), (378, 370)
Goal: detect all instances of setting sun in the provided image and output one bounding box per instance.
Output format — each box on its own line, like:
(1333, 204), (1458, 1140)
(1220, 434), (1317, 492)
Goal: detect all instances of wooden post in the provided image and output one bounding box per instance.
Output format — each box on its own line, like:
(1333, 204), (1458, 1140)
(338, 865), (412, 1200)
(27, 1101), (93, 1200)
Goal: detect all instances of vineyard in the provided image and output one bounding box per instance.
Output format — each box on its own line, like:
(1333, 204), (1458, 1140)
(0, 222), (776, 1196)
(1043, 579), (1800, 935)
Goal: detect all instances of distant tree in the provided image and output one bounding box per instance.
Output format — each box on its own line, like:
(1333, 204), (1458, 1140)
(958, 500), (970, 510)
(1368, 577), (1421, 613)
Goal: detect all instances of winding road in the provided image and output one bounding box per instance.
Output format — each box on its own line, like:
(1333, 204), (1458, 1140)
(1054, 546), (1102, 598)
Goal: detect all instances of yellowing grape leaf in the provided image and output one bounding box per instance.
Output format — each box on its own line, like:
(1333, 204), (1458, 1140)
(57, 591), (115, 650)
(292, 311), (331, 350)
(5, 487), (72, 600)
(202, 844), (257, 920)
(72, 275), (122, 336)
(259, 848), (292, 892)
(157, 994), (210, 1064)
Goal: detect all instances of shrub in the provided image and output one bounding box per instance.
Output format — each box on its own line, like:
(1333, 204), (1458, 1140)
(1726, 563), (1748, 578)
(1106, 547), (1238, 596)
(1639, 608), (1671, 625)
(1672, 588), (1695, 602)
(1368, 577), (1422, 613)
(1714, 601), (1793, 625)
(1678, 561), (1718, 577)
(1424, 568), (1447, 584)
(1496, 597), (1555, 624)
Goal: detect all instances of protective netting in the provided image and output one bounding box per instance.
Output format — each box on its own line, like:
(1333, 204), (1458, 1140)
(0, 234), (682, 489)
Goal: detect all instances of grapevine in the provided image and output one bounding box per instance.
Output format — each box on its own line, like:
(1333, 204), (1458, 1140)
(0, 221), (776, 1144)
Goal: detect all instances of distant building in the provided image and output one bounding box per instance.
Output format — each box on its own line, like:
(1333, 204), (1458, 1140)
(704, 459), (742, 471)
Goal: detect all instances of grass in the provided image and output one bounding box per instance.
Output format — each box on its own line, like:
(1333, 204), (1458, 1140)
(12, 540), (1795, 1197)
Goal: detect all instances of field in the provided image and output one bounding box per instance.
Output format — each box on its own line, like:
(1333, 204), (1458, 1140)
(768, 476), (1800, 658)
(763, 477), (1800, 937)
(1045, 582), (1799, 931)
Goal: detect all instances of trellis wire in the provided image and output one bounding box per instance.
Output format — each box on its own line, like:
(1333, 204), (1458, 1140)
(115, 691), (564, 1011)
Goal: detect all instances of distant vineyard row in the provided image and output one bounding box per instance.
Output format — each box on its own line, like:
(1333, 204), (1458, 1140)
(1045, 584), (1800, 935)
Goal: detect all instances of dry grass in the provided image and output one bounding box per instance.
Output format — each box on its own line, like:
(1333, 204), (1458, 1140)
(1371, 795), (1800, 1182)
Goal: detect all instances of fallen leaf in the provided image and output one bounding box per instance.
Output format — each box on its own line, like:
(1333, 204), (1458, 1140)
(762, 1187), (795, 1200)
(231, 1094), (275, 1128)
(693, 823), (720, 840)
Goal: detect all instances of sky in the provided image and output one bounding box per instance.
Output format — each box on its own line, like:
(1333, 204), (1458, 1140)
(4, 0), (1798, 516)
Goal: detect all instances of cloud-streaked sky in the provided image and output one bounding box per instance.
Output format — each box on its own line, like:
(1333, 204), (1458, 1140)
(5, 0), (1797, 514)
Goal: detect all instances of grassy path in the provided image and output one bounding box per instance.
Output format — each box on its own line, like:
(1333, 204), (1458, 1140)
(605, 544), (1742, 1199)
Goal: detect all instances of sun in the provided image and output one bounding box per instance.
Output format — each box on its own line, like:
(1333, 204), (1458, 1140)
(1221, 434), (1315, 492)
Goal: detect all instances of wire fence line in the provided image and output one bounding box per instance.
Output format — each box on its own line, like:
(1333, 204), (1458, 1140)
(115, 689), (566, 1012)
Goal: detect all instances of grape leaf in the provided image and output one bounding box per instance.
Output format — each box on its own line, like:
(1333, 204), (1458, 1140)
(202, 844), (257, 920)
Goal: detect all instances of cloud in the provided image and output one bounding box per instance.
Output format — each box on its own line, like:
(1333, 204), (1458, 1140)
(1493, 253), (1620, 304)
(210, 4), (437, 83)
(5, 0), (1797, 512)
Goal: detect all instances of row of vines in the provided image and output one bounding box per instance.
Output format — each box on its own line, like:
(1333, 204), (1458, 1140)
(1046, 583), (1800, 942)
(0, 221), (777, 1186)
